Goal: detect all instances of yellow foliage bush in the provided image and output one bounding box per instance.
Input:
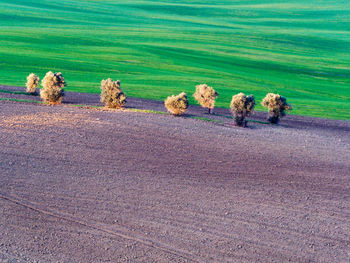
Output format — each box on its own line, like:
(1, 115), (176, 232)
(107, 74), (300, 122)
(193, 84), (218, 113)
(230, 92), (255, 127)
(164, 92), (188, 115)
(25, 73), (40, 94)
(261, 93), (292, 124)
(100, 78), (126, 108)
(40, 71), (66, 104)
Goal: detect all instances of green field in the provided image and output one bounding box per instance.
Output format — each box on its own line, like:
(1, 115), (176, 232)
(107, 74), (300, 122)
(0, 0), (349, 119)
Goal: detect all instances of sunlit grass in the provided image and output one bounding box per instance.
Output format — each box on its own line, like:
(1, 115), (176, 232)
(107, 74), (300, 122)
(0, 0), (349, 119)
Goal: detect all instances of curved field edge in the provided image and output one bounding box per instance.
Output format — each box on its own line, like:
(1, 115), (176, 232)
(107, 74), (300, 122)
(0, 89), (348, 125)
(0, 0), (349, 120)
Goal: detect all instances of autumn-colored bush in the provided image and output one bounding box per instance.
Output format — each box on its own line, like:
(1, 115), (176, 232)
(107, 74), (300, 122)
(164, 92), (188, 116)
(25, 73), (40, 94)
(230, 92), (255, 127)
(100, 78), (126, 109)
(40, 71), (66, 104)
(261, 93), (292, 124)
(193, 84), (218, 114)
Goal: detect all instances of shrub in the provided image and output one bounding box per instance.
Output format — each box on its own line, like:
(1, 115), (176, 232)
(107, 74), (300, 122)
(230, 92), (255, 127)
(100, 78), (126, 109)
(25, 73), (40, 94)
(40, 71), (66, 104)
(261, 93), (292, 124)
(193, 84), (218, 114)
(164, 92), (188, 116)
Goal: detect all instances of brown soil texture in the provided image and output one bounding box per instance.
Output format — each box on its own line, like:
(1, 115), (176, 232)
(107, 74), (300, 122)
(0, 86), (350, 262)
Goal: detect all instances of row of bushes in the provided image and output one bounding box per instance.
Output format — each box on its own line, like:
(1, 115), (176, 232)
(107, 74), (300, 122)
(164, 85), (291, 126)
(26, 72), (292, 126)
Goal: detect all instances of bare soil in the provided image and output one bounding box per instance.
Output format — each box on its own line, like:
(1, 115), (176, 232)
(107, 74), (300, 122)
(0, 86), (349, 262)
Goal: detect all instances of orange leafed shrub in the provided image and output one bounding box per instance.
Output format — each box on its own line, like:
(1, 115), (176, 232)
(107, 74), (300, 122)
(40, 71), (66, 104)
(100, 78), (126, 108)
(26, 73), (40, 94)
(230, 92), (255, 127)
(261, 93), (292, 124)
(193, 84), (218, 113)
(164, 92), (188, 115)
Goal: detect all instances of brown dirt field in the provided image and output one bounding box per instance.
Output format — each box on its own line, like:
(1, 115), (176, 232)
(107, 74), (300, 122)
(0, 86), (350, 262)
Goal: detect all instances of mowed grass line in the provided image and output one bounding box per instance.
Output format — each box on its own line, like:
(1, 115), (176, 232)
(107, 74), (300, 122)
(0, 0), (349, 119)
